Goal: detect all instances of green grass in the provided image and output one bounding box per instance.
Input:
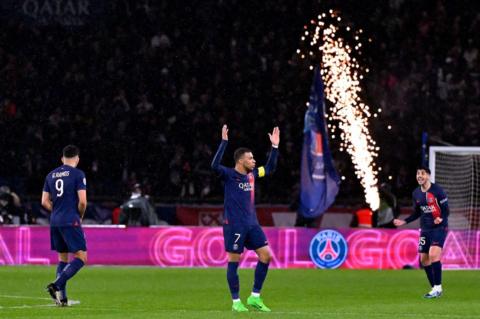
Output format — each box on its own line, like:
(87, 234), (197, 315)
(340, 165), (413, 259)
(0, 266), (479, 318)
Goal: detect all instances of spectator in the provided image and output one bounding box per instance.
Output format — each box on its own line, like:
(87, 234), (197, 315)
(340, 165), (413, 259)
(0, 0), (477, 206)
(373, 183), (400, 228)
(0, 185), (23, 224)
(119, 184), (158, 226)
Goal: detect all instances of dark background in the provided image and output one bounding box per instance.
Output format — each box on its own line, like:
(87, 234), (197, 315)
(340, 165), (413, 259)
(0, 0), (478, 206)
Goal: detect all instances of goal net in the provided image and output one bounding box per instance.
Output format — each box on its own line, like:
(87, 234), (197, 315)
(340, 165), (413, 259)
(429, 147), (480, 268)
(429, 147), (480, 231)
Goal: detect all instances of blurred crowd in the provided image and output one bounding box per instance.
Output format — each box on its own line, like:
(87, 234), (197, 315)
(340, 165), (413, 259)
(0, 0), (478, 208)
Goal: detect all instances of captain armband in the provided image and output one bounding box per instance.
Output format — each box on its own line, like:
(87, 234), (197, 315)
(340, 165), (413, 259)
(258, 166), (266, 178)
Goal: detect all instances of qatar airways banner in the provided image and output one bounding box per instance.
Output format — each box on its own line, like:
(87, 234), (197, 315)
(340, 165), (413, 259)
(0, 0), (105, 26)
(0, 227), (478, 269)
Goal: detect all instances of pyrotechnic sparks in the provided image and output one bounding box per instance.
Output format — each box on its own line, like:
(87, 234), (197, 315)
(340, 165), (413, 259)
(299, 12), (380, 210)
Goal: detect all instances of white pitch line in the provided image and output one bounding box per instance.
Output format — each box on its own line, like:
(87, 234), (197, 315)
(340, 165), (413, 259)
(0, 295), (51, 301)
(0, 296), (80, 310)
(68, 300), (81, 306)
(3, 304), (56, 309)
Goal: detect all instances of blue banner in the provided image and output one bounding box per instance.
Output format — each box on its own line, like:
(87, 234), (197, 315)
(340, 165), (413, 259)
(299, 67), (340, 218)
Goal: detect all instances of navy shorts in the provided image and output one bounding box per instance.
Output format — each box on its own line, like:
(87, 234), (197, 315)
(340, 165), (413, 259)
(223, 224), (268, 254)
(418, 228), (447, 253)
(50, 226), (87, 253)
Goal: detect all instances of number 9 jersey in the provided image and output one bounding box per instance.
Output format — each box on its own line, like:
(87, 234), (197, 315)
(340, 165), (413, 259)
(43, 165), (87, 227)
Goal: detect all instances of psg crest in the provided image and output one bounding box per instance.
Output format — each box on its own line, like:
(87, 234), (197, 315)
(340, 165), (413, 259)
(309, 230), (348, 269)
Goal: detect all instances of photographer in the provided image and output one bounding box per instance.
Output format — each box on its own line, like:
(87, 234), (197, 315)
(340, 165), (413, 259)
(374, 183), (400, 228)
(119, 184), (158, 226)
(0, 185), (22, 224)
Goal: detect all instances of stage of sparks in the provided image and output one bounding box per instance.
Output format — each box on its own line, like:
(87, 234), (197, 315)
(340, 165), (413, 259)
(298, 10), (381, 210)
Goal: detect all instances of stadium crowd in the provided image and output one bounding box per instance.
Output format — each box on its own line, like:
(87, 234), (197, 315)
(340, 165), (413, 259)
(0, 0), (478, 214)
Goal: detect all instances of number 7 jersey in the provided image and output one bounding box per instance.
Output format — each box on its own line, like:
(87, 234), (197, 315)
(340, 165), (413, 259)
(43, 164), (87, 226)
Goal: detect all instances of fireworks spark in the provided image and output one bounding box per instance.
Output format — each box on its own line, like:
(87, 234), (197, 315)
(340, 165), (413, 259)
(299, 12), (380, 210)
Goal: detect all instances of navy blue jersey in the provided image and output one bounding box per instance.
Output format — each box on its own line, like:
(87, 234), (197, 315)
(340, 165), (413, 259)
(43, 165), (87, 227)
(211, 140), (278, 226)
(405, 183), (449, 230)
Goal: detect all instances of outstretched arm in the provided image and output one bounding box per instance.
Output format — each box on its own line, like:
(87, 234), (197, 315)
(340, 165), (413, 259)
(260, 127), (280, 176)
(394, 199), (420, 226)
(211, 125), (229, 174)
(404, 207), (421, 224)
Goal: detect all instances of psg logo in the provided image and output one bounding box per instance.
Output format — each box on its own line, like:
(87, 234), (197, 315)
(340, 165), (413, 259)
(309, 230), (348, 269)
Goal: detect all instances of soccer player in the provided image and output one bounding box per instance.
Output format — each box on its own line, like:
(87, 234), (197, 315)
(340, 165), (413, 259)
(211, 125), (279, 312)
(394, 166), (449, 298)
(41, 145), (88, 306)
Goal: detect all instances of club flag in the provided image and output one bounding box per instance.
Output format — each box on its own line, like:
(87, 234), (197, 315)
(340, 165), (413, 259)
(299, 67), (340, 218)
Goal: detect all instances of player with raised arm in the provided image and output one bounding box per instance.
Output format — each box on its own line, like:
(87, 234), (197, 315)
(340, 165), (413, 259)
(211, 125), (279, 312)
(394, 166), (449, 298)
(41, 145), (88, 306)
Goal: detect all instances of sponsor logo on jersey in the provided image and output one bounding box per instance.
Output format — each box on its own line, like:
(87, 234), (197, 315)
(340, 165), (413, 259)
(238, 182), (253, 191)
(309, 229), (348, 269)
(420, 205), (437, 213)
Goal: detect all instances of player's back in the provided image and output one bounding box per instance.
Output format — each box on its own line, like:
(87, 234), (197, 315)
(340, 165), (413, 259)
(43, 164), (86, 227)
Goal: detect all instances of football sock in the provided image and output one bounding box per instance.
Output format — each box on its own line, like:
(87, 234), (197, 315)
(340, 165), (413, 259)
(54, 258), (84, 289)
(252, 261), (269, 294)
(227, 262), (240, 300)
(56, 261), (68, 299)
(432, 261), (442, 286)
(423, 264), (434, 287)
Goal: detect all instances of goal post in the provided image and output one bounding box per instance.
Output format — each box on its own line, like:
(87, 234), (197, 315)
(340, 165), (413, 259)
(429, 146), (480, 231)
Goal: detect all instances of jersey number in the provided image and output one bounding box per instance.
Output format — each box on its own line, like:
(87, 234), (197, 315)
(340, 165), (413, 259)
(234, 233), (241, 243)
(419, 236), (426, 246)
(55, 179), (64, 197)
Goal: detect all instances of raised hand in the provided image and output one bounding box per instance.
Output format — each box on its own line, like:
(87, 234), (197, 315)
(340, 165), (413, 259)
(268, 126), (280, 146)
(222, 124), (228, 141)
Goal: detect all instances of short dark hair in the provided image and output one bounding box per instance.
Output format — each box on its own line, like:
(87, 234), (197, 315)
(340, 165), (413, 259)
(63, 145), (80, 158)
(234, 147), (251, 163)
(416, 165), (431, 175)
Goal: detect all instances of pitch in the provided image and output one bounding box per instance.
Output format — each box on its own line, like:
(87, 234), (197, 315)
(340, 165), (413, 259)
(0, 266), (478, 318)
